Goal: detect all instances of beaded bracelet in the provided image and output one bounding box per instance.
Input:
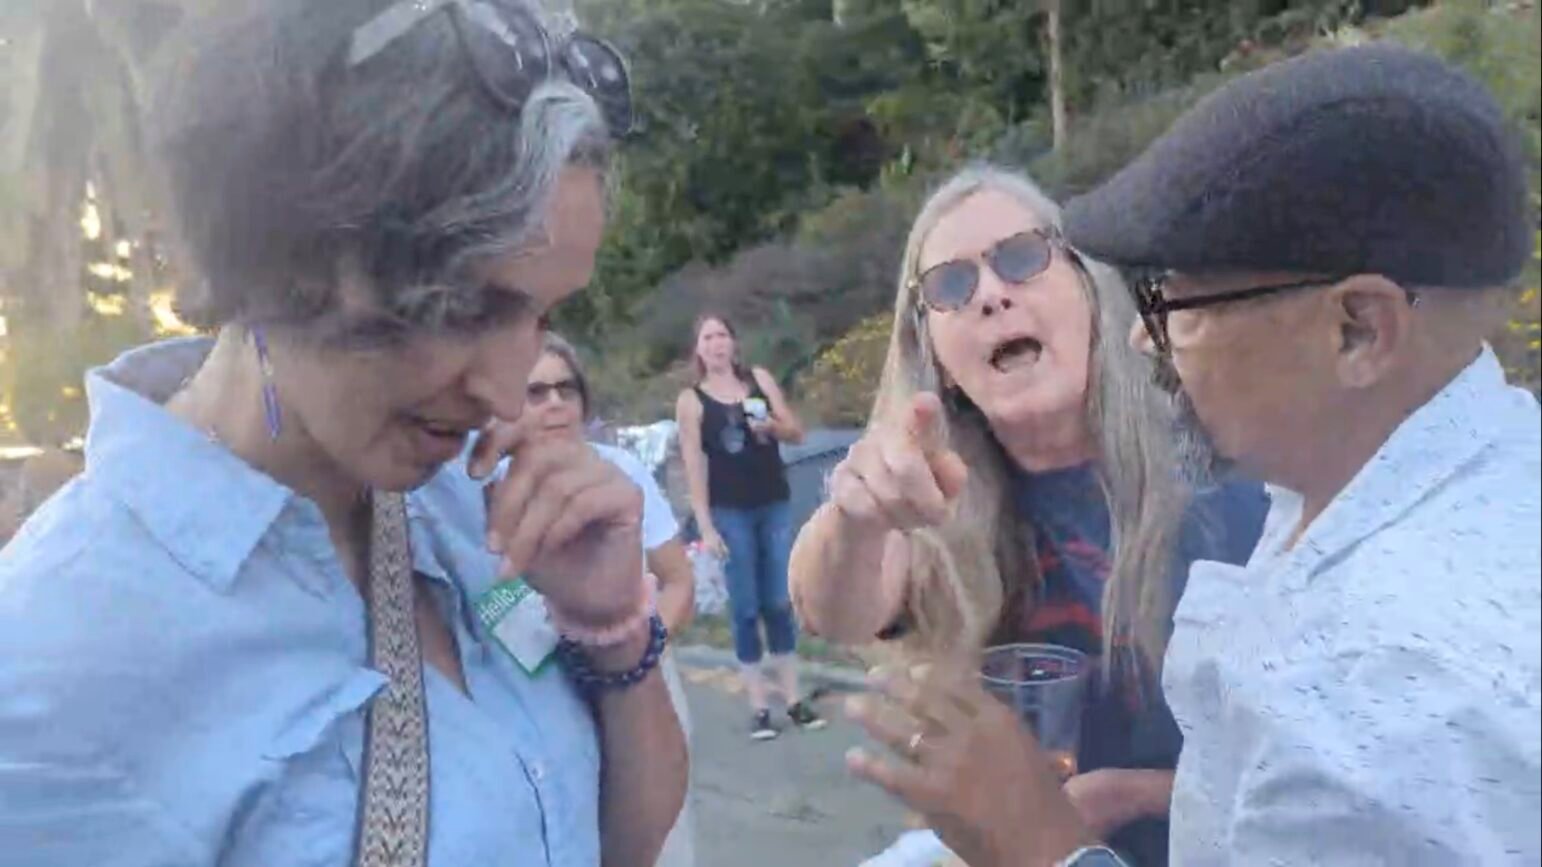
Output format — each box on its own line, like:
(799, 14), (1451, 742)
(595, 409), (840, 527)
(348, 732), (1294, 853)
(556, 613), (669, 696)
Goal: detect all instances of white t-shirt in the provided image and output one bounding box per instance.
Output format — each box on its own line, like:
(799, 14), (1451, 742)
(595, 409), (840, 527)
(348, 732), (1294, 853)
(592, 443), (696, 867)
(591, 442), (679, 553)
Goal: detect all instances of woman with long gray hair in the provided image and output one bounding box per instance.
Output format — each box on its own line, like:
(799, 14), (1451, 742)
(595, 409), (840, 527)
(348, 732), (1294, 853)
(0, 1), (684, 865)
(789, 165), (1266, 866)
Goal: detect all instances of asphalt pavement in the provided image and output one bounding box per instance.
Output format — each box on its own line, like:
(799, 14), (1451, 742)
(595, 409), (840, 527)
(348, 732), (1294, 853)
(676, 654), (910, 867)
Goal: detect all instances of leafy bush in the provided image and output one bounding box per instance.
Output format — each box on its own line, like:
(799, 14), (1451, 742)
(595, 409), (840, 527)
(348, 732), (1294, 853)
(1374, 0), (1541, 391)
(812, 3), (1540, 433)
(1013, 72), (1238, 199)
(587, 181), (923, 425)
(796, 312), (892, 427)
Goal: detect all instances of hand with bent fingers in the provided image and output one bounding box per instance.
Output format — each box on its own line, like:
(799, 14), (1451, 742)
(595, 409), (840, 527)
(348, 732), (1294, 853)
(844, 663), (1097, 867)
(470, 416), (645, 628)
(827, 392), (969, 536)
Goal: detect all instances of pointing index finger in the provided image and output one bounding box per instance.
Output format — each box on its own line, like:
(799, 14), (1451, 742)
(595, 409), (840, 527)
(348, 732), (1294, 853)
(905, 392), (949, 457)
(905, 392), (968, 501)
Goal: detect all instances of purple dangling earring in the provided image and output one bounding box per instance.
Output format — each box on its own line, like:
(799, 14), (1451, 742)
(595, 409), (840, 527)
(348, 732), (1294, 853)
(251, 326), (283, 440)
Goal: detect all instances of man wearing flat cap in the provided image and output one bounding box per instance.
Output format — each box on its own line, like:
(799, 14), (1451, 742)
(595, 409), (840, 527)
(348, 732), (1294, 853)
(1049, 43), (1539, 865)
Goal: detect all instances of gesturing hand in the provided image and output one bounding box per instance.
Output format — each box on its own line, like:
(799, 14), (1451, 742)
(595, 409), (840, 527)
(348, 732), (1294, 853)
(844, 662), (1097, 867)
(470, 416), (644, 627)
(827, 392), (969, 535)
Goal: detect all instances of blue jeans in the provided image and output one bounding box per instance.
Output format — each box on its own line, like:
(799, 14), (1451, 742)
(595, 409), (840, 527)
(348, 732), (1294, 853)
(711, 501), (798, 664)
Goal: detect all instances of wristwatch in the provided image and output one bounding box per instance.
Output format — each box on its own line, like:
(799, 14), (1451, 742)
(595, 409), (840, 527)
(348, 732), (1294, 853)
(1056, 845), (1130, 867)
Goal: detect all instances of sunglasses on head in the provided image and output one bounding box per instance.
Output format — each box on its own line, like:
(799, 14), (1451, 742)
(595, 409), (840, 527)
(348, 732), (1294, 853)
(910, 227), (1067, 313)
(527, 377), (582, 404)
(348, 0), (634, 137)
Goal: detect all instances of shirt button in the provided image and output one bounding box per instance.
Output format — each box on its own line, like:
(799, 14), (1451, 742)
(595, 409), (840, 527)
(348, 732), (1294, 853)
(532, 764), (545, 782)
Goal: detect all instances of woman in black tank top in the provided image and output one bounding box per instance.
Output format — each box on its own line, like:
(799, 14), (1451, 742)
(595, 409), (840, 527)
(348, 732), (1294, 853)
(676, 314), (827, 740)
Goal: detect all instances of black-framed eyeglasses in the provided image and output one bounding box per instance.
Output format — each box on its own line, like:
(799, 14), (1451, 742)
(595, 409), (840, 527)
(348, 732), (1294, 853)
(347, 0), (634, 137)
(909, 227), (1071, 313)
(1132, 273), (1347, 353)
(527, 377), (582, 404)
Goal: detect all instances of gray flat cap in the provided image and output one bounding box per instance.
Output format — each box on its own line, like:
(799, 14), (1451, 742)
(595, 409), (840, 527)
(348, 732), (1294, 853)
(1063, 44), (1531, 288)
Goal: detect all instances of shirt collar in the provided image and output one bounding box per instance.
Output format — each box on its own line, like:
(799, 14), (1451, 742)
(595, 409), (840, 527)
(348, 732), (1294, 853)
(83, 338), (294, 590)
(1270, 344), (1518, 581)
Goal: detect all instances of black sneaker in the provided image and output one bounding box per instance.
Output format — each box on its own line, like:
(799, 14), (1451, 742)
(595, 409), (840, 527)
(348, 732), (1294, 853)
(787, 700), (827, 731)
(750, 709), (780, 741)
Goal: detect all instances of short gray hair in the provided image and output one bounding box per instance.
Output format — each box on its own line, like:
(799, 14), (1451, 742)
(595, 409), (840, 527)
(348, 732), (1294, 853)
(540, 331), (591, 418)
(150, 0), (611, 332)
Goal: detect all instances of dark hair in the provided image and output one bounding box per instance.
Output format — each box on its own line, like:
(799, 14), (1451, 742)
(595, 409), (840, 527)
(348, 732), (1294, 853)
(540, 331), (591, 418)
(690, 313), (753, 385)
(149, 0), (610, 333)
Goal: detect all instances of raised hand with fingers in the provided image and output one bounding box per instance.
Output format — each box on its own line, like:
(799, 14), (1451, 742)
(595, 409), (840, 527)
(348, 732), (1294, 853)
(844, 663), (1097, 867)
(471, 415), (645, 630)
(827, 392), (970, 536)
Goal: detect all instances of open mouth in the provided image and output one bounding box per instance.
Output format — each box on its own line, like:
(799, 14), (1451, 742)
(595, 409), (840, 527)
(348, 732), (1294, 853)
(989, 336), (1043, 373)
(415, 418), (471, 439)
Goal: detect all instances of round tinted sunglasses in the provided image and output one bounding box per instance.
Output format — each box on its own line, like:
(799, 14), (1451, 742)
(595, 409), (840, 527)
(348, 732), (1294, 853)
(348, 0), (634, 137)
(910, 228), (1068, 313)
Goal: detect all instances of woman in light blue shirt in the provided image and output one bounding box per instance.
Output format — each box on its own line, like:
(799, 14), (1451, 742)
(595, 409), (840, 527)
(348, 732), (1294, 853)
(0, 1), (685, 865)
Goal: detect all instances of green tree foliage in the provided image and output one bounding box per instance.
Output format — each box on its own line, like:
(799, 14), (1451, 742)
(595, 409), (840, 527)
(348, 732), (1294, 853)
(581, 0), (1454, 421)
(0, 0), (205, 446)
(797, 0), (1541, 417)
(899, 0), (1046, 124)
(16, 0), (1534, 443)
(1371, 0), (1539, 390)
(561, 0), (919, 344)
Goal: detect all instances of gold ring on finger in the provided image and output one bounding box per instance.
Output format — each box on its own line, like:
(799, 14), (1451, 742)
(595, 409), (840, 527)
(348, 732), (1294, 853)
(907, 730), (925, 758)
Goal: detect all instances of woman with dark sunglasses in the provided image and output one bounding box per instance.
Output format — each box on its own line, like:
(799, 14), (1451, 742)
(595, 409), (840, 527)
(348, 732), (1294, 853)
(0, 2), (683, 866)
(789, 165), (1267, 867)
(525, 331), (699, 867)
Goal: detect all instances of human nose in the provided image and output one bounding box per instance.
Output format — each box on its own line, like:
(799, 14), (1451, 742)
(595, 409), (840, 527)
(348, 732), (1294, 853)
(973, 261), (1015, 316)
(464, 323), (541, 421)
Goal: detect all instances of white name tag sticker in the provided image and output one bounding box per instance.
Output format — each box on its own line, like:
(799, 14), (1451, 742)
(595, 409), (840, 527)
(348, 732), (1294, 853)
(474, 579), (559, 675)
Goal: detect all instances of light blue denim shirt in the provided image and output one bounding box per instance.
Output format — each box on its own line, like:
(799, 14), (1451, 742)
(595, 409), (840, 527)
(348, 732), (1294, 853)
(0, 339), (601, 867)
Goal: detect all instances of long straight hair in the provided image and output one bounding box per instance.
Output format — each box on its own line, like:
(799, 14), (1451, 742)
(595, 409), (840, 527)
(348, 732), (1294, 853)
(874, 164), (1190, 680)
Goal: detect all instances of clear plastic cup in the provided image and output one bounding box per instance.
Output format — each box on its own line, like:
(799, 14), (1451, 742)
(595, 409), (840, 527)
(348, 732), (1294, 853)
(980, 643), (1088, 780)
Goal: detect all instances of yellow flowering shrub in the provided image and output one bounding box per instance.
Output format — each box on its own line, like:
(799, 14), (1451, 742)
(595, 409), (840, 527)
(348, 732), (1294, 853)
(1496, 227), (1542, 393)
(797, 312), (894, 427)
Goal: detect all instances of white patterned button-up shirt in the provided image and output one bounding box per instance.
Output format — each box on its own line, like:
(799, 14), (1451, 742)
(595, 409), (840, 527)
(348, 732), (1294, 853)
(1166, 346), (1541, 865)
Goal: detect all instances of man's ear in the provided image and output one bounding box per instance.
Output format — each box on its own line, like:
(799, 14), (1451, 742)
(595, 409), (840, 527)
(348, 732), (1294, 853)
(1326, 274), (1414, 389)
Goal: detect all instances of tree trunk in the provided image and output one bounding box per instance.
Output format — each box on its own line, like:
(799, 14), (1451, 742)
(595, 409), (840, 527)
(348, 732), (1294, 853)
(1046, 0), (1068, 153)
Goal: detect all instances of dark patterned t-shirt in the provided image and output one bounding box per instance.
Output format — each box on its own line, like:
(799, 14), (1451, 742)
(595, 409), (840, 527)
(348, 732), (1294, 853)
(1004, 463), (1268, 865)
